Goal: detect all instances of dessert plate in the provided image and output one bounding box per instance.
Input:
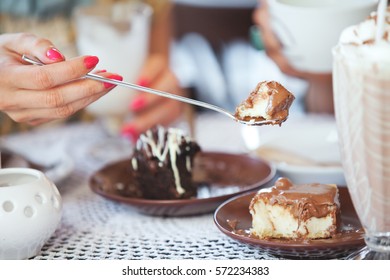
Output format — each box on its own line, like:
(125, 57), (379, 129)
(214, 187), (365, 259)
(89, 151), (275, 216)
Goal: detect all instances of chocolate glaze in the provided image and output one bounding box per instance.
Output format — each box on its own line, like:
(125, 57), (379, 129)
(235, 81), (295, 125)
(250, 177), (340, 222)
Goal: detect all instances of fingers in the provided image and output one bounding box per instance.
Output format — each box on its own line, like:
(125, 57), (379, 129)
(122, 99), (184, 142)
(2, 71), (123, 123)
(253, 2), (309, 79)
(130, 69), (180, 112)
(0, 32), (126, 125)
(135, 54), (168, 86)
(4, 89), (107, 124)
(1, 33), (105, 90)
(9, 55), (102, 90)
(122, 64), (185, 141)
(1, 33), (65, 64)
(2, 71), (123, 111)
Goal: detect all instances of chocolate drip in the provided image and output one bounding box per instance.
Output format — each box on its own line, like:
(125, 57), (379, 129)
(251, 177), (340, 221)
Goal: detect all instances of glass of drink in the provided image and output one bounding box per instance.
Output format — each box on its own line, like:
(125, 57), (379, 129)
(332, 7), (390, 259)
(73, 1), (152, 162)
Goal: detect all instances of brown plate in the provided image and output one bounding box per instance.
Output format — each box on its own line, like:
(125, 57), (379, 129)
(89, 151), (275, 216)
(214, 187), (365, 259)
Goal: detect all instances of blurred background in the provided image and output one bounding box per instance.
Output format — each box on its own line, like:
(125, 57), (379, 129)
(0, 0), (344, 135)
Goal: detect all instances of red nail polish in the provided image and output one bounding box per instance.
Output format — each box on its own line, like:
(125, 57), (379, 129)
(130, 96), (147, 111)
(136, 77), (149, 87)
(121, 123), (139, 142)
(104, 74), (123, 89)
(84, 56), (99, 69)
(46, 48), (64, 61)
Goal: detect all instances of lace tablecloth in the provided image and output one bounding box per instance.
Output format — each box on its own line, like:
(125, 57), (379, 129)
(2, 113), (280, 260)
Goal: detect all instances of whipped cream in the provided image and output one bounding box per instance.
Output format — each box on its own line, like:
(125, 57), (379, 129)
(339, 8), (390, 45)
(335, 7), (390, 76)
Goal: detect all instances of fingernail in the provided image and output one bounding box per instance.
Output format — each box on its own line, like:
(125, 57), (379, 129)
(84, 56), (99, 69)
(46, 48), (64, 61)
(121, 123), (139, 142)
(96, 69), (107, 73)
(136, 77), (149, 87)
(104, 74), (123, 88)
(129, 96), (147, 111)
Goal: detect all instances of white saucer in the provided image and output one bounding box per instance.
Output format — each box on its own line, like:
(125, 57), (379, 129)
(241, 114), (346, 185)
(43, 154), (74, 184)
(1, 143), (74, 184)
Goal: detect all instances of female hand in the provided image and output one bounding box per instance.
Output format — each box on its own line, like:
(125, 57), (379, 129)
(253, 0), (334, 114)
(0, 33), (123, 125)
(120, 54), (186, 141)
(253, 0), (307, 78)
(120, 2), (186, 141)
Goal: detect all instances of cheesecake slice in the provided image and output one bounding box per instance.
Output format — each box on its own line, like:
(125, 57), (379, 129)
(235, 81), (295, 125)
(249, 177), (340, 239)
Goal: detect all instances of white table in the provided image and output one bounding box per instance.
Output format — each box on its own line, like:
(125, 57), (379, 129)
(2, 112), (281, 260)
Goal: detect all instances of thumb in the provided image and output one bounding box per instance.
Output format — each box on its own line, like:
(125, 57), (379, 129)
(3, 33), (65, 64)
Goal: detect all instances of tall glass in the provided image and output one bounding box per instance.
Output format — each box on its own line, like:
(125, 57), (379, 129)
(332, 13), (390, 259)
(73, 2), (152, 162)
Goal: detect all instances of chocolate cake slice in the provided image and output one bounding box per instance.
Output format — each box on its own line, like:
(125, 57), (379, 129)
(130, 126), (201, 199)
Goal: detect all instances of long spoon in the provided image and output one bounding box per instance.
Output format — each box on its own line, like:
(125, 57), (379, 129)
(22, 54), (284, 126)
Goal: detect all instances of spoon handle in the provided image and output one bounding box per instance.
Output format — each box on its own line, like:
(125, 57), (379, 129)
(21, 55), (235, 120)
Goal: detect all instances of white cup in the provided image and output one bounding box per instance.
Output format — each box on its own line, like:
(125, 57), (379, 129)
(74, 2), (152, 118)
(267, 0), (378, 73)
(0, 168), (62, 259)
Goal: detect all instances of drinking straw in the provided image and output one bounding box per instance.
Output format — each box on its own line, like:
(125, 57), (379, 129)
(375, 0), (387, 42)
